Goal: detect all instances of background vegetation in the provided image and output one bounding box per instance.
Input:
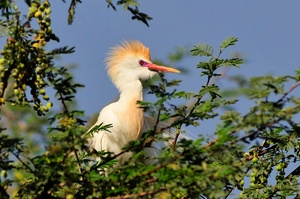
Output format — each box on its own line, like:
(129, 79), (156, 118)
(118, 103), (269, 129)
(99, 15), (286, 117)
(0, 1), (300, 198)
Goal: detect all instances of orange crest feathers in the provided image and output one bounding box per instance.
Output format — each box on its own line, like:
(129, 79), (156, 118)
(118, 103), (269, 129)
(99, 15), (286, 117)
(106, 40), (151, 73)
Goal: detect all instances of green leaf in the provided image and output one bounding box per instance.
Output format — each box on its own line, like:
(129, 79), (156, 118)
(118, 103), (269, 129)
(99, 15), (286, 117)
(128, 6), (152, 27)
(220, 110), (242, 124)
(174, 91), (194, 99)
(68, 0), (82, 25)
(86, 123), (113, 136)
(166, 79), (182, 87)
(220, 58), (243, 68)
(190, 43), (214, 57)
(123, 0), (139, 10)
(47, 46), (75, 55)
(220, 37), (238, 50)
(198, 85), (220, 98)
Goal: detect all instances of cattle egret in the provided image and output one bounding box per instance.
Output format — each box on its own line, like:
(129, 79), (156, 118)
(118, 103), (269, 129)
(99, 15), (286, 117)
(89, 40), (180, 165)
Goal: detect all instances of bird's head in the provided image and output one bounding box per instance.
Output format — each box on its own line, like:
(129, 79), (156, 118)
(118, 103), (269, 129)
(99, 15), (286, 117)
(106, 40), (180, 90)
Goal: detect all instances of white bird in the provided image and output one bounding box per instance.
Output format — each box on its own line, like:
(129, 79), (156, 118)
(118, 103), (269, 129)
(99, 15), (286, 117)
(89, 40), (180, 165)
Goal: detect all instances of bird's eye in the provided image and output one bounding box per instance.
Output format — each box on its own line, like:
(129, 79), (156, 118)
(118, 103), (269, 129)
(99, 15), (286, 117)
(139, 60), (146, 66)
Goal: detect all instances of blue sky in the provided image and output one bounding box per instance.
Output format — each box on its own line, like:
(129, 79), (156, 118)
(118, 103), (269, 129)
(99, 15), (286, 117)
(11, 1), (300, 134)
(42, 1), (300, 121)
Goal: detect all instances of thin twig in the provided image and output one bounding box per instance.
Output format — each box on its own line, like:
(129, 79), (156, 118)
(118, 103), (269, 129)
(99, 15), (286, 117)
(171, 125), (183, 151)
(71, 137), (86, 182)
(10, 150), (36, 174)
(59, 92), (69, 113)
(141, 164), (164, 177)
(276, 82), (300, 104)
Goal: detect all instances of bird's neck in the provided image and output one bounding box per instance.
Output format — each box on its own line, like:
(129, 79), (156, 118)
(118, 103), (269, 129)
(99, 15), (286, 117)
(118, 80), (143, 101)
(117, 80), (144, 140)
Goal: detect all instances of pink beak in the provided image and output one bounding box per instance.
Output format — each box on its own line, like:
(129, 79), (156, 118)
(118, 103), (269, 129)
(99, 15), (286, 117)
(145, 63), (180, 73)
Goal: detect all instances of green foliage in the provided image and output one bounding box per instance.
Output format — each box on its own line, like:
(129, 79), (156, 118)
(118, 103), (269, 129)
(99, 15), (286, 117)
(0, 2), (300, 199)
(106, 0), (152, 26)
(67, 0), (82, 25)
